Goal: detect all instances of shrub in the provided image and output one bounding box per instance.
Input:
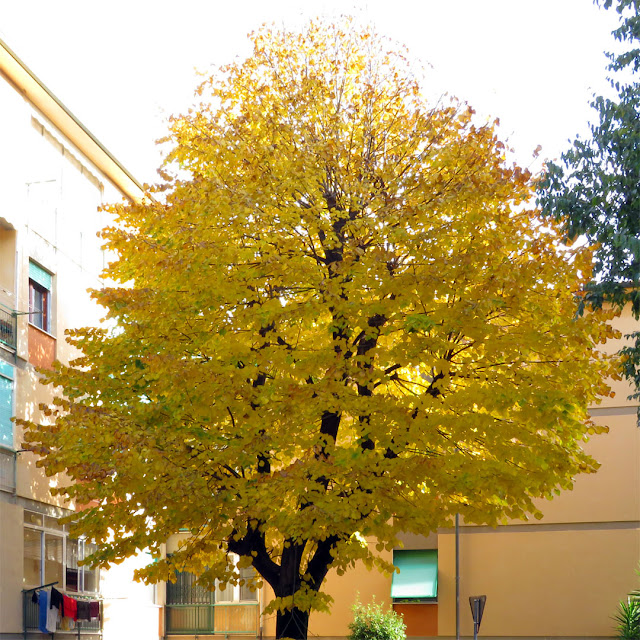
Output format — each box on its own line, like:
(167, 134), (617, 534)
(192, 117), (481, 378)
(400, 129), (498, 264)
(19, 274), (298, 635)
(613, 597), (640, 640)
(348, 600), (406, 640)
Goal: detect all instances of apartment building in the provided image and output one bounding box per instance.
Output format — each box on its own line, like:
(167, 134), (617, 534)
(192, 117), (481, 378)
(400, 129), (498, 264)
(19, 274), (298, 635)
(0, 38), (158, 640)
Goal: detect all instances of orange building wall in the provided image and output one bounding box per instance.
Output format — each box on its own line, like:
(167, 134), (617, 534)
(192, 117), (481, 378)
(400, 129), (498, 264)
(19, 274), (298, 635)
(393, 603), (437, 637)
(28, 324), (55, 370)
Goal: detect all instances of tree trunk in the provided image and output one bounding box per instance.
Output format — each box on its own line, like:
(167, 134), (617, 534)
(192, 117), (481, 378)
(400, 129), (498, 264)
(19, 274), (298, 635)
(275, 606), (310, 640)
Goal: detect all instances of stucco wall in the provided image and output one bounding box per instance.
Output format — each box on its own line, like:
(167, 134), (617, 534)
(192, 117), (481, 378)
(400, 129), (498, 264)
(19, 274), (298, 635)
(0, 501), (24, 634)
(438, 525), (640, 637)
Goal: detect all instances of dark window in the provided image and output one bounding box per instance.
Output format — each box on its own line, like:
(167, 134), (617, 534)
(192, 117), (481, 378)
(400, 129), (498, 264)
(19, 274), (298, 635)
(29, 279), (49, 332)
(66, 538), (100, 593)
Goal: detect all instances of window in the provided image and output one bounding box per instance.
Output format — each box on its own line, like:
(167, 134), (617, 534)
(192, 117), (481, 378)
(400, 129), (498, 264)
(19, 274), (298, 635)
(23, 511), (64, 588)
(238, 565), (258, 602)
(0, 360), (14, 449)
(391, 549), (438, 602)
(167, 570), (215, 606)
(66, 539), (100, 593)
(28, 261), (52, 332)
(22, 510), (99, 593)
(167, 565), (258, 605)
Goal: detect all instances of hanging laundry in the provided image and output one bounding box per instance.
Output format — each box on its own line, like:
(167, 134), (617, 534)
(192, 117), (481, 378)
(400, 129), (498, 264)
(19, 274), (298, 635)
(46, 596), (59, 633)
(50, 587), (64, 613)
(37, 589), (50, 634)
(59, 614), (76, 632)
(62, 593), (78, 621)
(89, 600), (100, 620)
(76, 599), (90, 621)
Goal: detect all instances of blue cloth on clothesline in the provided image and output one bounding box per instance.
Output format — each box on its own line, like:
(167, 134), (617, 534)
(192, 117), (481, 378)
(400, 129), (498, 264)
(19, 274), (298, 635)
(38, 588), (49, 633)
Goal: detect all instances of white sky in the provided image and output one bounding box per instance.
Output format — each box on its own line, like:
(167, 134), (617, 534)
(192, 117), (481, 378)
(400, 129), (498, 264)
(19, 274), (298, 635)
(0, 0), (621, 185)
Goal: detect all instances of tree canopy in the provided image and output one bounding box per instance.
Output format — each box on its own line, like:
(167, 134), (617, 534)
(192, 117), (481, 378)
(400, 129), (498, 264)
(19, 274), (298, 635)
(538, 0), (640, 403)
(23, 19), (617, 640)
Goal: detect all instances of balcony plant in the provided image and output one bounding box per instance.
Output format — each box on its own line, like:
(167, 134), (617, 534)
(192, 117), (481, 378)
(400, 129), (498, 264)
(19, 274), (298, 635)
(613, 591), (640, 640)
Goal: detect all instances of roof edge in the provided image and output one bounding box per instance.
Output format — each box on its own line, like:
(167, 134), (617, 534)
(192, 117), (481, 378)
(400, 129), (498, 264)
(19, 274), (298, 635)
(0, 36), (145, 202)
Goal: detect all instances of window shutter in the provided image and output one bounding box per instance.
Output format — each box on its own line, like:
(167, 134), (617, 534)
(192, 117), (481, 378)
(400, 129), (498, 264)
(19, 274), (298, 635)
(0, 362), (14, 449)
(29, 261), (52, 290)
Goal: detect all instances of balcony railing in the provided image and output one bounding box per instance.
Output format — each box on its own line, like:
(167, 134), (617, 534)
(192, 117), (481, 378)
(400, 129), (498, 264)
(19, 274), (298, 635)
(0, 303), (16, 350)
(0, 446), (16, 493)
(166, 602), (260, 636)
(23, 584), (102, 638)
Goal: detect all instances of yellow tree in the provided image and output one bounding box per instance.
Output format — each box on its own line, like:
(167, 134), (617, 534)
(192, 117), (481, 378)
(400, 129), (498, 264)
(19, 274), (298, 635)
(23, 20), (617, 640)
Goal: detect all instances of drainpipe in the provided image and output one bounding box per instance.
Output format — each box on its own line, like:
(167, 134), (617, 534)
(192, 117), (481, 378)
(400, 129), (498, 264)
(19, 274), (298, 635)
(455, 514), (460, 640)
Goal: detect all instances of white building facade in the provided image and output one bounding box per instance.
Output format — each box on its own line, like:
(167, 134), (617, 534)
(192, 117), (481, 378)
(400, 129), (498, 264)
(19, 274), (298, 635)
(0, 37), (159, 640)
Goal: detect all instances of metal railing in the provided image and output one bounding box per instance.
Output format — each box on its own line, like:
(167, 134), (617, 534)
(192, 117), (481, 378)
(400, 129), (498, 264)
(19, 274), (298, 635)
(0, 303), (16, 350)
(23, 583), (102, 638)
(166, 602), (260, 636)
(0, 446), (16, 493)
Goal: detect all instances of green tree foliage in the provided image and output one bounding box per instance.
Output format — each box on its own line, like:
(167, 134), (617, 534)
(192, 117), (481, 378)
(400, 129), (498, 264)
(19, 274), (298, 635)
(21, 19), (616, 640)
(538, 0), (640, 404)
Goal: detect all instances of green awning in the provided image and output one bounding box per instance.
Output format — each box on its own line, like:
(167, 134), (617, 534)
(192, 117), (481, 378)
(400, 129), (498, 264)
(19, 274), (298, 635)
(391, 550), (438, 599)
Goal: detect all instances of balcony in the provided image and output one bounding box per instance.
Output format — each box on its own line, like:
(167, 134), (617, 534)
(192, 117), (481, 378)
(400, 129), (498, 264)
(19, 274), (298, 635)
(0, 303), (16, 350)
(23, 586), (102, 637)
(165, 569), (260, 636)
(166, 602), (260, 636)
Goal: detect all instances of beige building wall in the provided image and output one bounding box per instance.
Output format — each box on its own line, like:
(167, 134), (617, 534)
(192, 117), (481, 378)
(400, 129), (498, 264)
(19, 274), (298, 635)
(438, 526), (639, 638)
(530, 413), (640, 526)
(307, 548), (393, 638)
(0, 502), (23, 635)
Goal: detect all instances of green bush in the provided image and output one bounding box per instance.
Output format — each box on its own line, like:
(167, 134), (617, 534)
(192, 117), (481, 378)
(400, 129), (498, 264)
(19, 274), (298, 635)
(348, 600), (406, 640)
(613, 597), (640, 640)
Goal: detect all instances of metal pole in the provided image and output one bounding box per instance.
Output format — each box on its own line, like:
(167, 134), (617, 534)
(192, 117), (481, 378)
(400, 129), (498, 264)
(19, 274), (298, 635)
(455, 514), (460, 640)
(473, 600), (479, 640)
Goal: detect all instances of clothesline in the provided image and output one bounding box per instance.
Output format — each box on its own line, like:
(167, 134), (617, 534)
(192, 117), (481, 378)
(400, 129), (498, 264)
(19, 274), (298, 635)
(30, 586), (100, 634)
